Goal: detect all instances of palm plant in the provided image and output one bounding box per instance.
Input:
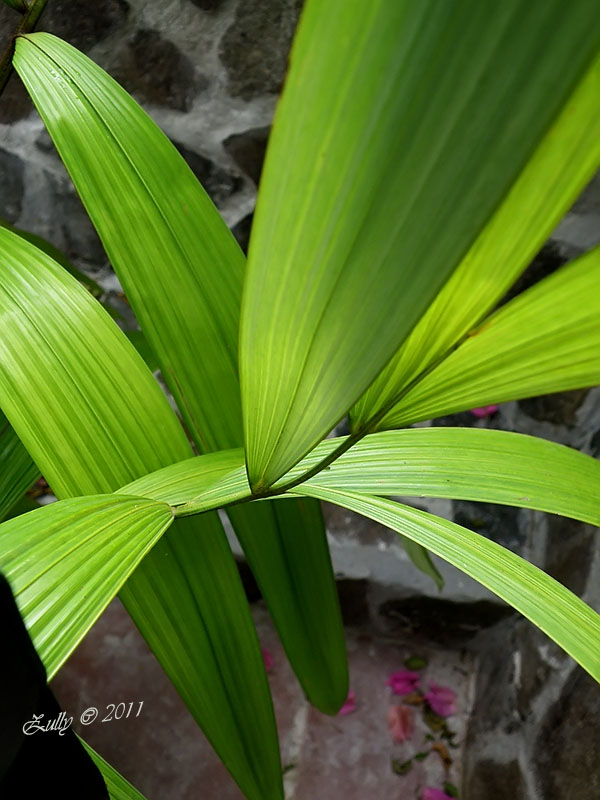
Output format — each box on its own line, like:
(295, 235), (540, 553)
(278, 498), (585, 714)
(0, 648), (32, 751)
(0, 1), (599, 797)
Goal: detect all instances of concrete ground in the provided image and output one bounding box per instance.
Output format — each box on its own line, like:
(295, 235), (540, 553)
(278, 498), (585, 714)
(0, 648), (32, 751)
(51, 599), (472, 800)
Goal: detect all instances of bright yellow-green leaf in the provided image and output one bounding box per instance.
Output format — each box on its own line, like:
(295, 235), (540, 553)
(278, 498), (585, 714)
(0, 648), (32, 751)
(376, 247), (600, 429)
(351, 51), (600, 432)
(293, 487), (600, 682)
(0, 411), (39, 521)
(0, 228), (282, 800)
(13, 33), (244, 453)
(0, 494), (173, 679)
(14, 32), (347, 716)
(274, 429), (600, 527)
(119, 454), (346, 711)
(0, 218), (105, 301)
(118, 449), (245, 504)
(130, 426), (600, 529)
(239, 0), (600, 488)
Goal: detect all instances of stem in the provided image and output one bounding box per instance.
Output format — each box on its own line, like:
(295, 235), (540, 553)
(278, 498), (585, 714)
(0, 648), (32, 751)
(0, 0), (48, 98)
(265, 430), (366, 496)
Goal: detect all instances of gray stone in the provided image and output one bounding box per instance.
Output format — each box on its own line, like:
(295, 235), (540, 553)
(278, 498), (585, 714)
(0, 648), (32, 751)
(0, 2), (18, 54)
(0, 0), (128, 124)
(0, 3), (35, 123)
(35, 129), (55, 154)
(231, 212), (253, 254)
(514, 622), (555, 718)
(223, 126), (270, 185)
(467, 759), (527, 800)
(499, 242), (567, 307)
(173, 141), (242, 208)
(45, 173), (106, 266)
(452, 500), (524, 553)
(535, 670), (600, 799)
(590, 427), (600, 458)
(465, 620), (519, 736)
(0, 76), (34, 124)
(42, 0), (129, 52)
(518, 388), (589, 426)
(336, 578), (369, 626)
(544, 516), (595, 596)
(220, 0), (302, 100)
(431, 410), (482, 428)
(323, 501), (398, 548)
(0, 149), (24, 223)
(112, 29), (197, 111)
(570, 171), (600, 215)
(189, 0), (225, 10)
(377, 596), (514, 647)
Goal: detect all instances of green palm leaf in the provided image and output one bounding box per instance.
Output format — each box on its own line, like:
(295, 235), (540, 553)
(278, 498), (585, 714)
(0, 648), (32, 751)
(81, 740), (148, 800)
(275, 429), (600, 526)
(14, 31), (347, 716)
(0, 494), (173, 678)
(0, 411), (39, 521)
(375, 246), (600, 429)
(350, 51), (600, 431)
(292, 486), (600, 682)
(239, 0), (600, 488)
(0, 227), (282, 800)
(129, 427), (599, 529)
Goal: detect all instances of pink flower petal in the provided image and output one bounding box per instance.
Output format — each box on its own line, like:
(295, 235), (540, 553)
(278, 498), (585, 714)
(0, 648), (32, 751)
(386, 670), (421, 695)
(261, 648), (274, 673)
(470, 404), (499, 418)
(422, 788), (454, 800)
(387, 705), (414, 743)
(424, 681), (457, 717)
(338, 690), (356, 716)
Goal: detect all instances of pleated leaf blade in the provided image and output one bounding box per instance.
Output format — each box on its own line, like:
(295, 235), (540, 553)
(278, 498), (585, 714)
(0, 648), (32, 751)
(0, 411), (39, 521)
(0, 227), (282, 800)
(272, 429), (600, 526)
(294, 487), (600, 682)
(0, 494), (173, 679)
(377, 246), (600, 429)
(14, 32), (347, 716)
(351, 51), (600, 431)
(240, 0), (600, 488)
(13, 32), (244, 453)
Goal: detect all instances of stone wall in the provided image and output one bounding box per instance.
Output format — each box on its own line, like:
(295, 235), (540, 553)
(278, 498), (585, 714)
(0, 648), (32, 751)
(1, 2), (599, 798)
